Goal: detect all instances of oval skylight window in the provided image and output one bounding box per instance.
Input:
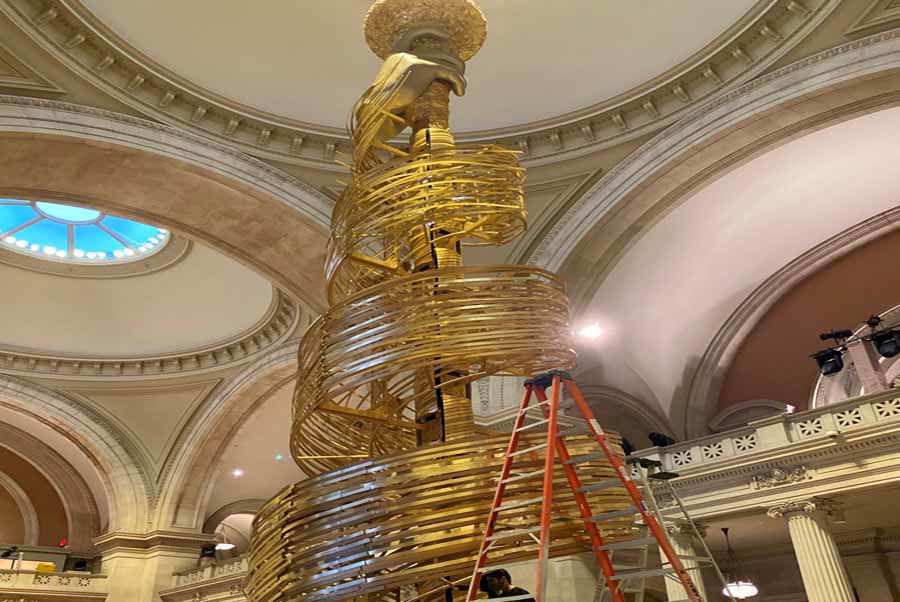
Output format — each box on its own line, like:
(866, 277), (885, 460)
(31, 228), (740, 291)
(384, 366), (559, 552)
(0, 199), (168, 263)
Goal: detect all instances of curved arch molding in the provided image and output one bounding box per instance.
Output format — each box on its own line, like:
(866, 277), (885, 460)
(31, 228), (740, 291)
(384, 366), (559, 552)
(0, 290), (303, 380)
(529, 28), (900, 278)
(0, 0), (837, 168)
(0, 375), (153, 534)
(0, 95), (332, 312)
(0, 469), (39, 546)
(522, 30), (900, 436)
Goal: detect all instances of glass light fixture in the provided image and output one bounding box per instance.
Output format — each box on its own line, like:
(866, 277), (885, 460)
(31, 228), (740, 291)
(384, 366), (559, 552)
(721, 527), (758, 599)
(723, 581), (759, 599)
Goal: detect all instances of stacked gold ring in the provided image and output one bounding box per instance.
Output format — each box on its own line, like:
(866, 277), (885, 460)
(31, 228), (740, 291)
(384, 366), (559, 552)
(246, 435), (635, 602)
(291, 265), (575, 475)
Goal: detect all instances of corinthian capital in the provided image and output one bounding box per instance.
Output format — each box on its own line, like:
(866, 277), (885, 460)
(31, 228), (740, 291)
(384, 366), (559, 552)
(766, 499), (818, 518)
(665, 520), (708, 539)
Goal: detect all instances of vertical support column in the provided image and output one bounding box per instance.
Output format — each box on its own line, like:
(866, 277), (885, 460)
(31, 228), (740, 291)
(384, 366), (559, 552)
(767, 500), (854, 602)
(95, 531), (212, 602)
(661, 521), (708, 602)
(846, 340), (889, 394)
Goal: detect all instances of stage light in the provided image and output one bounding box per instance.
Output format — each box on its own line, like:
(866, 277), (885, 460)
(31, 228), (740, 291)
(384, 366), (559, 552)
(872, 329), (900, 359)
(812, 348), (844, 376)
(577, 323), (602, 338)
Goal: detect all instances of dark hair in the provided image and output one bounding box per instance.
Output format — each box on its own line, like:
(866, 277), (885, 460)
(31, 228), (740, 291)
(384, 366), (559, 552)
(480, 568), (512, 592)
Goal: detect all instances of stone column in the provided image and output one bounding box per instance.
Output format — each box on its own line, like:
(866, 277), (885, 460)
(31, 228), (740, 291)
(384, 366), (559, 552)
(95, 530), (213, 602)
(661, 521), (708, 602)
(767, 500), (854, 602)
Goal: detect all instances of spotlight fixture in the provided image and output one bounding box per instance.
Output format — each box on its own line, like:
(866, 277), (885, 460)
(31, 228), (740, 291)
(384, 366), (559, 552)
(577, 323), (603, 339)
(812, 348), (844, 376)
(872, 329), (900, 359)
(231, 468), (245, 478)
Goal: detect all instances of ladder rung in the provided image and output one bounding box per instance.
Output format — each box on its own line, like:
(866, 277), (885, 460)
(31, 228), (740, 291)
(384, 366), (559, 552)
(509, 443), (548, 457)
(486, 526), (541, 542)
(501, 469), (544, 484)
(495, 496), (543, 513)
(672, 554), (715, 563)
(514, 418), (549, 432)
(595, 536), (657, 552)
(577, 478), (622, 493)
(609, 567), (676, 581)
(564, 451), (607, 465)
(588, 507), (637, 522)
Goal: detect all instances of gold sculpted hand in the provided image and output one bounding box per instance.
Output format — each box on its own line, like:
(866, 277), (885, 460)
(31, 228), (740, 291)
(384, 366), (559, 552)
(354, 28), (467, 149)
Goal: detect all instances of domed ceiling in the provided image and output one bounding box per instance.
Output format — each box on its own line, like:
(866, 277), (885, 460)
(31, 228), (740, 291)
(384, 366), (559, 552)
(79, 0), (757, 132)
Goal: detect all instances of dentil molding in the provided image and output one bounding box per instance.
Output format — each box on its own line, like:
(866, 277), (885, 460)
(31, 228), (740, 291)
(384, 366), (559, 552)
(0, 0), (837, 169)
(0, 289), (302, 380)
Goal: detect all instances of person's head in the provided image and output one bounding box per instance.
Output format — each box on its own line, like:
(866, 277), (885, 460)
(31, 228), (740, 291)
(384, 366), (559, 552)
(480, 568), (513, 595)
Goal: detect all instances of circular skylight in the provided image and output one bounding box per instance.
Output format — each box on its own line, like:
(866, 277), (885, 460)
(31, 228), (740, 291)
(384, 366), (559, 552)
(0, 199), (168, 263)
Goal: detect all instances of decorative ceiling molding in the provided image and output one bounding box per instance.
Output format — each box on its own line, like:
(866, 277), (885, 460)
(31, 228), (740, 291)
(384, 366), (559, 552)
(0, 289), (302, 380)
(527, 27), (900, 276)
(0, 0), (837, 168)
(0, 38), (64, 93)
(0, 235), (190, 279)
(846, 0), (900, 37)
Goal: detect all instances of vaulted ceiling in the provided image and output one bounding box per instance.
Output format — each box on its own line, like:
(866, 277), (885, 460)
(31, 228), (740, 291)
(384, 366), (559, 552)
(0, 0), (899, 543)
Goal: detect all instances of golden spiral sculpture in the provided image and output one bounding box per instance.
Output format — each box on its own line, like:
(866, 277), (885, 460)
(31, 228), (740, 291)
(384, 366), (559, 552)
(246, 1), (632, 600)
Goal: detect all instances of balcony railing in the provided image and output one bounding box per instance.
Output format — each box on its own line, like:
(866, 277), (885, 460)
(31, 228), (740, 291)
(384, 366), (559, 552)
(0, 569), (107, 599)
(633, 388), (900, 472)
(160, 555), (247, 601)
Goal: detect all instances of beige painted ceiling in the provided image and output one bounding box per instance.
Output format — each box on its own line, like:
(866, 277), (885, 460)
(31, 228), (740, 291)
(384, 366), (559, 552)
(206, 378), (306, 517)
(578, 105), (900, 417)
(79, 0), (756, 132)
(0, 243), (273, 357)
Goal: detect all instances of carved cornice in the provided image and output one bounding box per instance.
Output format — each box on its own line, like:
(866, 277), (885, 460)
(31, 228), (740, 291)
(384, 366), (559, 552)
(752, 466), (812, 489)
(93, 530), (213, 553)
(0, 290), (301, 380)
(0, 0), (836, 168)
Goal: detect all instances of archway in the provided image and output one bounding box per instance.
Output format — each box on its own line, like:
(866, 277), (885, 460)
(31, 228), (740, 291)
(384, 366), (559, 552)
(0, 97), (331, 312)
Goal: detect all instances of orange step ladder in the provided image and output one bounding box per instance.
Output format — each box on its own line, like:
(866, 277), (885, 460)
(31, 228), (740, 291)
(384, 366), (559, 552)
(465, 370), (706, 602)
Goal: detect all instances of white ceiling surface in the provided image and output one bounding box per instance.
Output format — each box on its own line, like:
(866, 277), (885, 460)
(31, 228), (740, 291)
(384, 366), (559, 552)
(0, 244), (273, 357)
(79, 0), (756, 132)
(206, 379), (305, 517)
(580, 106), (900, 415)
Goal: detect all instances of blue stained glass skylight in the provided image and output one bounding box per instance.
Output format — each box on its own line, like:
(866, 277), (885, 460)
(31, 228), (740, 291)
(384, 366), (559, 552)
(0, 200), (169, 263)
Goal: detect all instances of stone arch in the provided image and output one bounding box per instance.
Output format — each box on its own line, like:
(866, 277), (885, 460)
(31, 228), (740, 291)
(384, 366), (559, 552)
(0, 96), (331, 312)
(154, 341), (298, 531)
(0, 375), (152, 534)
(524, 31), (900, 437)
(0, 423), (101, 553)
(687, 209), (900, 435)
(202, 499), (266, 534)
(0, 469), (38, 546)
